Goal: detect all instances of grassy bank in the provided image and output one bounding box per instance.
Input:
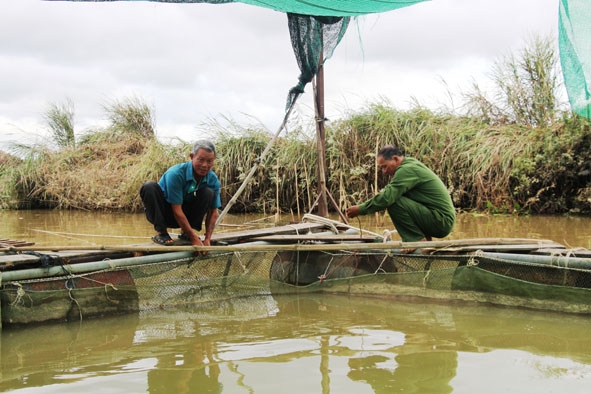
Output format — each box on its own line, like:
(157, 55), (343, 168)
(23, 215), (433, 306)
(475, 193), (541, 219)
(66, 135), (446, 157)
(1, 36), (590, 215)
(1, 103), (590, 215)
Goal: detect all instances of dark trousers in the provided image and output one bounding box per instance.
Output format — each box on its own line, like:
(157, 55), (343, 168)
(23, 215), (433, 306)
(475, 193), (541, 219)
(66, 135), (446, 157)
(140, 181), (214, 234)
(387, 196), (454, 242)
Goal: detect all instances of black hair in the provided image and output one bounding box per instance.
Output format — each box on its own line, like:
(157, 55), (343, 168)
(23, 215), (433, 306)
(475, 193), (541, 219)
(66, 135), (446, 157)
(377, 145), (403, 160)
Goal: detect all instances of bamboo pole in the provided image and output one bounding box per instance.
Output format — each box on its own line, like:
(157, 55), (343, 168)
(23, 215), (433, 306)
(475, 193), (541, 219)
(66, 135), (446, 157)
(1, 239), (579, 283)
(313, 61), (328, 218)
(294, 163), (301, 218)
(0, 238), (562, 254)
(481, 252), (591, 269)
(215, 94), (299, 226)
(1, 251), (195, 282)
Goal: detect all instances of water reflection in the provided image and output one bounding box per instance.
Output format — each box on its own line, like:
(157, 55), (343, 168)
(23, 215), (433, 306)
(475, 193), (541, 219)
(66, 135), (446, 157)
(148, 343), (221, 394)
(2, 210), (591, 393)
(2, 294), (591, 394)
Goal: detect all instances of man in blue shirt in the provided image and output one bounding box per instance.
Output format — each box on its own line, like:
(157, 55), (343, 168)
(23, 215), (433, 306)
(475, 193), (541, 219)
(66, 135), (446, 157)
(140, 140), (221, 250)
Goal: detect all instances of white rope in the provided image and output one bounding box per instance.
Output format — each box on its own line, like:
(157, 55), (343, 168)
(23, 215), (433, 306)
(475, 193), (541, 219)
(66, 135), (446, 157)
(302, 214), (338, 233)
(467, 250), (483, 267)
(382, 230), (395, 242)
(302, 213), (388, 238)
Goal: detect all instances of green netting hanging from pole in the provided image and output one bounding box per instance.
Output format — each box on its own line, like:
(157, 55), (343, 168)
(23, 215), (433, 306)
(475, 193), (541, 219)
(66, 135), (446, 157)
(285, 14), (349, 111)
(559, 0), (591, 119)
(56, 0), (427, 17)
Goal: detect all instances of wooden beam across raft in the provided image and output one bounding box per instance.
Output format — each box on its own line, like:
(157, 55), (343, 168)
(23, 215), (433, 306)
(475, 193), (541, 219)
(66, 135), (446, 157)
(0, 222), (333, 267)
(0, 237), (565, 254)
(3, 240), (591, 283)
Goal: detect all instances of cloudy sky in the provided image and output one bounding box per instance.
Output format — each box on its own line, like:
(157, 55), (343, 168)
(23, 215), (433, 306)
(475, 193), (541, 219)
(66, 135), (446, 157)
(0, 0), (560, 150)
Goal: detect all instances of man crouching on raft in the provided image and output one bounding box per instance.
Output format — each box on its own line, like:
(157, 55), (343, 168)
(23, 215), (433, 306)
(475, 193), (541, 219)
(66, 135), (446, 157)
(140, 140), (221, 253)
(346, 145), (455, 242)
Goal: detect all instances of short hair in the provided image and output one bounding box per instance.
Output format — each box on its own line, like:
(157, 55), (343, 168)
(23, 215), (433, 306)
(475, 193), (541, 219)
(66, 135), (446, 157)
(378, 145), (403, 160)
(193, 140), (216, 156)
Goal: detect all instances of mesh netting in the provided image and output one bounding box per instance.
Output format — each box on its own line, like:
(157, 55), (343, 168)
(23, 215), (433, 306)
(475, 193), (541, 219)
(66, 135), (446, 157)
(132, 251), (278, 308)
(55, 0), (427, 17)
(3, 248), (591, 326)
(270, 250), (591, 314)
(285, 13), (349, 110)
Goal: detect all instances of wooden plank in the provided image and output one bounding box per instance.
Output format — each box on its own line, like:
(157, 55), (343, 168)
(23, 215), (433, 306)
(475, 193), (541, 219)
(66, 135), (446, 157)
(0, 223), (332, 267)
(431, 243), (566, 254)
(210, 222), (330, 244)
(0, 250), (133, 270)
(0, 235), (576, 258)
(249, 234), (379, 243)
(532, 248), (591, 258)
(0, 239), (35, 248)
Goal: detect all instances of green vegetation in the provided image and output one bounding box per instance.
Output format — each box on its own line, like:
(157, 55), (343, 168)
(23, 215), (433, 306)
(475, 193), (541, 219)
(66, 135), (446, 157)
(45, 99), (76, 149)
(1, 36), (590, 215)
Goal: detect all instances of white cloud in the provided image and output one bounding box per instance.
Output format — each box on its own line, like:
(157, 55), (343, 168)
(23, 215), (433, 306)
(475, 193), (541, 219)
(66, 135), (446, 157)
(0, 0), (560, 149)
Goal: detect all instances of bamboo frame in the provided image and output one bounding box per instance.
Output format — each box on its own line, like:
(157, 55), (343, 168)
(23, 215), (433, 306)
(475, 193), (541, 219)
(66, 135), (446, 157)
(0, 238), (560, 254)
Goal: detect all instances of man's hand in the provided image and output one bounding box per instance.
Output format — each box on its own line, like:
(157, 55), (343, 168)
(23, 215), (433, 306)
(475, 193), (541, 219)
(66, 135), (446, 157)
(190, 233), (208, 256)
(346, 205), (360, 219)
(171, 204), (208, 256)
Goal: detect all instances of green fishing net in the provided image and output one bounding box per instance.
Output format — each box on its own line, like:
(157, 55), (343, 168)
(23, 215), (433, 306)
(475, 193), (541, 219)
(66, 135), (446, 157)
(559, 0), (591, 118)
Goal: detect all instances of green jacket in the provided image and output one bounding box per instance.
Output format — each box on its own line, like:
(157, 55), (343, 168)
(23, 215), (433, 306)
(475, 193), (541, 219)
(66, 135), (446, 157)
(358, 157), (455, 222)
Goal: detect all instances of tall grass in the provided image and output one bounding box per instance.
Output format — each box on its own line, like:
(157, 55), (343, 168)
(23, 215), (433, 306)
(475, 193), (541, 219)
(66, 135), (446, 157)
(104, 96), (156, 139)
(465, 35), (562, 128)
(1, 36), (589, 215)
(1, 100), (589, 214)
(45, 99), (75, 149)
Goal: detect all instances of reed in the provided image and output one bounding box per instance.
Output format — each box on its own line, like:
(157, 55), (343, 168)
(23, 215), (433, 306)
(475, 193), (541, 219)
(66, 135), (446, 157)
(44, 99), (75, 149)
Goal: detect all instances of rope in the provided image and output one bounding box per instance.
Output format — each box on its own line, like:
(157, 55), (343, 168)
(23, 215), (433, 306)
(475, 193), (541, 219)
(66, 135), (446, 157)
(467, 250), (483, 267)
(66, 280), (83, 321)
(373, 254), (391, 274)
(9, 283), (32, 307)
(302, 214), (339, 234)
(302, 213), (387, 238)
(382, 230), (394, 242)
(318, 251), (360, 283)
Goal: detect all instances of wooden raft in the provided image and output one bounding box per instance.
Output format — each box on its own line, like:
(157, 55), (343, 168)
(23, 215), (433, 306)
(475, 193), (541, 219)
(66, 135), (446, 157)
(0, 239), (35, 248)
(0, 222), (333, 269)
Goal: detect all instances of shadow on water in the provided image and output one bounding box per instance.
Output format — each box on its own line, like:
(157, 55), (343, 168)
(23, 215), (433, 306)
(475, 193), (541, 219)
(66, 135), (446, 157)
(2, 294), (591, 393)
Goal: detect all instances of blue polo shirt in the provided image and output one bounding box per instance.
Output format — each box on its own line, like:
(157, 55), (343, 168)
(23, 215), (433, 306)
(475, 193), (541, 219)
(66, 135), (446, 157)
(158, 161), (221, 208)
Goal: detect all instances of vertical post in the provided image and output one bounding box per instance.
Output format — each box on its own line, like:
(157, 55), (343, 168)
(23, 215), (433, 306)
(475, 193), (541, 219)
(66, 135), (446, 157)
(314, 52), (329, 218)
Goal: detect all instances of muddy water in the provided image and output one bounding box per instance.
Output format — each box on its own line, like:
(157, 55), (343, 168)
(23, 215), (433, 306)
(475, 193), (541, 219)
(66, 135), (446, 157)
(1, 211), (591, 394)
(1, 210), (590, 248)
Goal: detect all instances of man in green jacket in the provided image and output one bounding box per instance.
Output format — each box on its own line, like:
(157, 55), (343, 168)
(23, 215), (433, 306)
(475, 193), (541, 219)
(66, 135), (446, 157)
(346, 145), (455, 242)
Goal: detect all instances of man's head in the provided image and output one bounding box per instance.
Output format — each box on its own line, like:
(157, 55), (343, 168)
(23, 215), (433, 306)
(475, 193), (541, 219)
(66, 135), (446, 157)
(377, 145), (404, 176)
(191, 140), (216, 177)
(192, 140), (216, 156)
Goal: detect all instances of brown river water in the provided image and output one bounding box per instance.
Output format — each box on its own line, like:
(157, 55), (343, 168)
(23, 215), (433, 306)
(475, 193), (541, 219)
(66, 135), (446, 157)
(1, 210), (591, 393)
